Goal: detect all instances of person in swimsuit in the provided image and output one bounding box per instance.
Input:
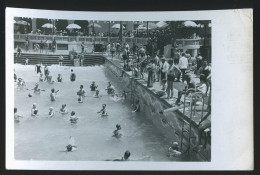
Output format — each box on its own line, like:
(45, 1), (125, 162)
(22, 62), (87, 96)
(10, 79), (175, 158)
(44, 71), (54, 84)
(59, 104), (68, 115)
(31, 103), (38, 117)
(44, 65), (49, 76)
(14, 107), (23, 123)
(35, 64), (42, 74)
(90, 81), (98, 91)
(16, 78), (26, 88)
(113, 151), (131, 161)
(168, 142), (181, 157)
(112, 124), (122, 138)
(77, 85), (86, 103)
(33, 83), (41, 93)
(70, 111), (79, 123)
(50, 88), (59, 101)
(106, 82), (115, 95)
(97, 104), (107, 116)
(57, 74), (62, 82)
(93, 89), (100, 98)
(39, 73), (43, 82)
(70, 69), (76, 82)
(132, 100), (140, 112)
(65, 136), (77, 152)
(48, 107), (54, 118)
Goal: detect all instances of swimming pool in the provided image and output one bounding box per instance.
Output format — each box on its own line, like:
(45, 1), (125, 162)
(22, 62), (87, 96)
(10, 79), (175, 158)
(14, 64), (178, 161)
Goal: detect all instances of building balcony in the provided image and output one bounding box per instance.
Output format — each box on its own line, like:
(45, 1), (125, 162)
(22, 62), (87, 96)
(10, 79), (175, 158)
(14, 34), (148, 45)
(176, 38), (211, 49)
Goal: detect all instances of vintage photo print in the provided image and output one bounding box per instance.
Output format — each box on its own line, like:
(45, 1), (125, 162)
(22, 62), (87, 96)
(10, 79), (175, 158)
(6, 8), (253, 170)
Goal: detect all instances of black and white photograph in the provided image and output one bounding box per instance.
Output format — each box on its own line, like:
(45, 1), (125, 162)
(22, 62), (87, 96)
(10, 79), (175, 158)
(5, 8), (253, 170)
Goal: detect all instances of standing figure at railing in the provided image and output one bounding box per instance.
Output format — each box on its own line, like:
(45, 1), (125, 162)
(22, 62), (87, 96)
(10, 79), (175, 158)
(81, 42), (85, 53)
(44, 39), (49, 54)
(106, 43), (111, 56)
(116, 40), (121, 57)
(25, 37), (29, 52)
(111, 43), (116, 59)
(16, 45), (22, 59)
(40, 40), (43, 53)
(52, 39), (56, 53)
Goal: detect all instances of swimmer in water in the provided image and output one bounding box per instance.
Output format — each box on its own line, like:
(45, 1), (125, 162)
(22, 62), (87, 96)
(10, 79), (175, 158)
(65, 136), (77, 152)
(31, 103), (38, 117)
(113, 150), (131, 161)
(70, 69), (76, 82)
(70, 111), (79, 123)
(93, 89), (101, 98)
(59, 104), (68, 115)
(44, 71), (54, 84)
(77, 85), (86, 103)
(97, 104), (108, 116)
(14, 73), (17, 82)
(105, 82), (115, 95)
(16, 78), (26, 88)
(121, 90), (127, 100)
(112, 124), (122, 138)
(132, 100), (140, 112)
(50, 88), (59, 101)
(28, 83), (42, 94)
(14, 107), (23, 123)
(168, 142), (181, 157)
(57, 74), (62, 82)
(90, 81), (98, 91)
(39, 73), (43, 82)
(48, 107), (54, 118)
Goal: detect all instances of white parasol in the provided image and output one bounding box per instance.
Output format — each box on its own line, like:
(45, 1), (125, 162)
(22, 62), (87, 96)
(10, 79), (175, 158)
(66, 24), (81, 29)
(182, 21), (198, 27)
(15, 20), (30, 26)
(112, 23), (125, 29)
(88, 23), (102, 28)
(42, 23), (55, 29)
(156, 21), (168, 28)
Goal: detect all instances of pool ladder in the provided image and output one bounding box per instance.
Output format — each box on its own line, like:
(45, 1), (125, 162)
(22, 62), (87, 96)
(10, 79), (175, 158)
(180, 89), (206, 154)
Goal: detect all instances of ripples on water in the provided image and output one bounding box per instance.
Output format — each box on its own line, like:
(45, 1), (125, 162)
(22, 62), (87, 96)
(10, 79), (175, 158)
(14, 65), (174, 161)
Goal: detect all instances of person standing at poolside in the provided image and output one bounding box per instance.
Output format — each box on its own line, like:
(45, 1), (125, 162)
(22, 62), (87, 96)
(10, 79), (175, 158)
(178, 53), (189, 82)
(146, 59), (156, 88)
(166, 59), (175, 100)
(160, 57), (169, 91)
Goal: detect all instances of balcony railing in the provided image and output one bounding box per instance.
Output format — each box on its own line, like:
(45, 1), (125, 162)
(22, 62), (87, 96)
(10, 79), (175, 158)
(176, 38), (211, 47)
(14, 34), (211, 47)
(14, 34), (148, 44)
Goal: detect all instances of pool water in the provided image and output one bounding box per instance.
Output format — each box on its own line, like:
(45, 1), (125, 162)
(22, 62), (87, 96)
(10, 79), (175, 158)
(14, 64), (175, 161)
